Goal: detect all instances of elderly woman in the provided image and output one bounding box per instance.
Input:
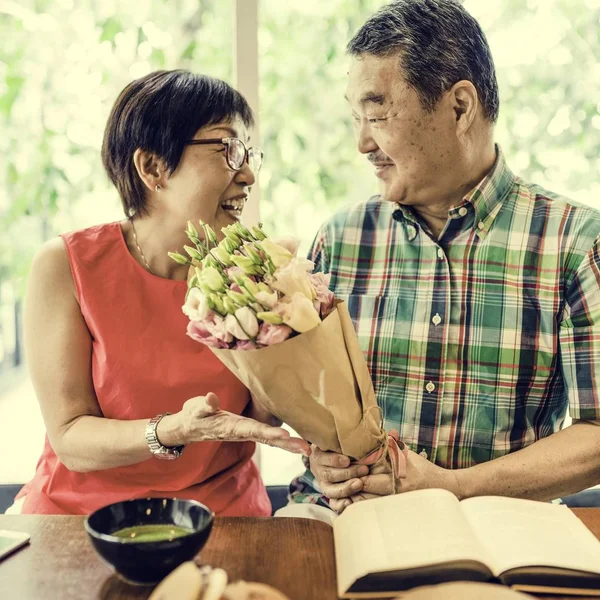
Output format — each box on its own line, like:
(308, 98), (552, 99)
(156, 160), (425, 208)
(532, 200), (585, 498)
(13, 70), (308, 515)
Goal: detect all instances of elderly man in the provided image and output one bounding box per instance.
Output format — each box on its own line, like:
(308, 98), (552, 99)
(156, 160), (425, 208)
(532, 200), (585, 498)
(289, 0), (600, 514)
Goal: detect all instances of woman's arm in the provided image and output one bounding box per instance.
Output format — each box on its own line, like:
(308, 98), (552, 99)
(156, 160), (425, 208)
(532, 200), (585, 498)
(24, 239), (308, 474)
(24, 238), (166, 471)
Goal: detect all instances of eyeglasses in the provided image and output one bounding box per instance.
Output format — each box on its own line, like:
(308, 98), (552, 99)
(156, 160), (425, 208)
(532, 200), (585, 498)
(186, 137), (263, 174)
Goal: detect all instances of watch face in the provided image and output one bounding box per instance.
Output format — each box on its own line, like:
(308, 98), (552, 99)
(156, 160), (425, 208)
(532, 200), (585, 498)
(155, 450), (180, 461)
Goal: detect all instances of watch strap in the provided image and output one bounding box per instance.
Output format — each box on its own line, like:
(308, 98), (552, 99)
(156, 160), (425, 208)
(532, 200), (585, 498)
(145, 413), (185, 460)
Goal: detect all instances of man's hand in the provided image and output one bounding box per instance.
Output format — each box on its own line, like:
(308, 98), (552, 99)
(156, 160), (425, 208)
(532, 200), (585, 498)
(309, 444), (370, 511)
(357, 449), (461, 499)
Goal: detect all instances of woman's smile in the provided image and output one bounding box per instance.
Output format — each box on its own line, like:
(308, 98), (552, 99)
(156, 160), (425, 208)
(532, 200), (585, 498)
(220, 193), (248, 220)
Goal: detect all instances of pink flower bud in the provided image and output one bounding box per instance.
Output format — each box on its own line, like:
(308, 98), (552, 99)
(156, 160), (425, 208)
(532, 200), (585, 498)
(186, 319), (230, 348)
(235, 340), (258, 351)
(309, 272), (335, 318)
(256, 322), (293, 346)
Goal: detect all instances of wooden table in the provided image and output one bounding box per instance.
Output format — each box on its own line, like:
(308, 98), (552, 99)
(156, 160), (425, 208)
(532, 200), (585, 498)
(0, 515), (336, 600)
(1, 510), (599, 600)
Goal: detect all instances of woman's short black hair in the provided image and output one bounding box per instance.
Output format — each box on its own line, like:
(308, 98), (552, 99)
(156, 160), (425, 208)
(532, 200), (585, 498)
(101, 70), (254, 217)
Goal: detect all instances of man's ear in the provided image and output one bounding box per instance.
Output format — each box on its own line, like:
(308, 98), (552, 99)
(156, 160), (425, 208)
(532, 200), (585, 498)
(449, 80), (479, 136)
(133, 148), (167, 192)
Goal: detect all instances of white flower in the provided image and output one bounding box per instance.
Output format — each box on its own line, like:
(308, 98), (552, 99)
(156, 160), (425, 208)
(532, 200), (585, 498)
(280, 293), (321, 333)
(255, 289), (279, 309)
(261, 238), (294, 268)
(225, 307), (259, 340)
(296, 257), (315, 272)
(182, 288), (212, 322)
(271, 236), (300, 257)
(201, 266), (226, 291)
(270, 259), (316, 300)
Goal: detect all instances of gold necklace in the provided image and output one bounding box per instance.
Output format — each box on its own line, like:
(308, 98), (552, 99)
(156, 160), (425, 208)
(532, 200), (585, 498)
(130, 219), (154, 274)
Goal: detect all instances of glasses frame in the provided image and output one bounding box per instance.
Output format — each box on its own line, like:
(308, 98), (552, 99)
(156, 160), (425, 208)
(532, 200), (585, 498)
(185, 137), (263, 173)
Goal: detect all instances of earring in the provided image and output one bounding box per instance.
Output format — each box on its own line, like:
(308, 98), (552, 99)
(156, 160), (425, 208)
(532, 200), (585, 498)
(155, 184), (162, 192)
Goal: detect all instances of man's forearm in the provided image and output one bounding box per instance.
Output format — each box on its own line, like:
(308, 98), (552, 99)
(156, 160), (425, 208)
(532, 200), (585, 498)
(456, 421), (600, 501)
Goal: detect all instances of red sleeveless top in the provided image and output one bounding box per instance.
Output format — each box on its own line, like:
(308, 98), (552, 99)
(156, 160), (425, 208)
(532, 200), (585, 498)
(18, 222), (270, 516)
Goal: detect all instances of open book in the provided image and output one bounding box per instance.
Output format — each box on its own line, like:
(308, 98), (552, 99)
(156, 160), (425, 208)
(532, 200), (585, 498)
(331, 489), (600, 598)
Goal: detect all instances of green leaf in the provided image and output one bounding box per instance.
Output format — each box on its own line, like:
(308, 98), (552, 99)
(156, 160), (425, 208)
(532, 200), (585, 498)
(6, 163), (18, 186)
(0, 75), (25, 117)
(99, 17), (122, 44)
(181, 40), (197, 60)
(48, 188), (58, 211)
(294, 133), (306, 150)
(152, 49), (165, 69)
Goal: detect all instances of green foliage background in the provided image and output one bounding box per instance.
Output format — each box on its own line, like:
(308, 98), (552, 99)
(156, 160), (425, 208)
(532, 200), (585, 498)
(0, 0), (598, 483)
(1, 0), (599, 296)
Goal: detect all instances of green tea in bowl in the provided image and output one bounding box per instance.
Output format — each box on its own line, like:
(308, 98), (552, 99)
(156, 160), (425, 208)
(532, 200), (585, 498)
(85, 497), (214, 584)
(111, 524), (193, 543)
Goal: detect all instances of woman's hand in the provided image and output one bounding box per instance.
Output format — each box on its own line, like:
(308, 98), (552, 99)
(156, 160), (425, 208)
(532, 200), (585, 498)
(158, 393), (310, 455)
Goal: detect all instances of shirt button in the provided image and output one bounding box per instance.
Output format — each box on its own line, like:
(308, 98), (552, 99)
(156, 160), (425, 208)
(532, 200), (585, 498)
(432, 313), (442, 326)
(425, 381), (436, 393)
(437, 248), (445, 259)
(419, 449), (428, 459)
(477, 221), (485, 230)
(458, 207), (468, 217)
(406, 226), (417, 240)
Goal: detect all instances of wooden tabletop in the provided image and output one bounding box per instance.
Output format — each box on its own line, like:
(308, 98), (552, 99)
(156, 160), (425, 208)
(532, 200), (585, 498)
(0, 515), (336, 600)
(0, 509), (599, 600)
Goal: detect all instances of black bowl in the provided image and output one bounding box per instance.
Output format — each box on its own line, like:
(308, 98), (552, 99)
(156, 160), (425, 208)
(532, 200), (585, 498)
(85, 497), (214, 585)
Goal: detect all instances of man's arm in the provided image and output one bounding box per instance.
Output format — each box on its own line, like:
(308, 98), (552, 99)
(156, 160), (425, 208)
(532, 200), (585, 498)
(361, 237), (600, 502)
(307, 420), (600, 509)
(315, 235), (600, 509)
(327, 420), (600, 503)
(455, 420), (600, 500)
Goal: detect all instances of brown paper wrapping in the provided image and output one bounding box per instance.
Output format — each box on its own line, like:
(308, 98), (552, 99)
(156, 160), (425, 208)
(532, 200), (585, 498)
(210, 301), (386, 460)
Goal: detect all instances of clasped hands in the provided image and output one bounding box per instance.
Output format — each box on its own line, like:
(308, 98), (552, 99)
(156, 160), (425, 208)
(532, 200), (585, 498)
(309, 444), (462, 513)
(160, 393), (461, 512)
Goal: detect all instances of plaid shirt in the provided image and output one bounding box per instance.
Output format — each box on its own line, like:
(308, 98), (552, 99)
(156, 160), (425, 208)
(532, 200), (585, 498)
(290, 148), (600, 506)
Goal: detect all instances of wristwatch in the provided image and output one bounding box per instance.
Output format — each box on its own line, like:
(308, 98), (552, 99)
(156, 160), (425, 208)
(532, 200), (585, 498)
(145, 413), (185, 460)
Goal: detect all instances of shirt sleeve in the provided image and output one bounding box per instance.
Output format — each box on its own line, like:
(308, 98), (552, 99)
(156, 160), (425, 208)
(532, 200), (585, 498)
(559, 236), (600, 420)
(287, 456), (332, 508)
(307, 226), (330, 274)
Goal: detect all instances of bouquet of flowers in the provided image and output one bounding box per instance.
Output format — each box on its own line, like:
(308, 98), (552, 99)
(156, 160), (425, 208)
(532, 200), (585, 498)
(170, 220), (406, 483)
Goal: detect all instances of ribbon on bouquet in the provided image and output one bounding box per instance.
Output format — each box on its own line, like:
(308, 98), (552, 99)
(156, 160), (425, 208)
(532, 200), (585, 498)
(356, 429), (408, 487)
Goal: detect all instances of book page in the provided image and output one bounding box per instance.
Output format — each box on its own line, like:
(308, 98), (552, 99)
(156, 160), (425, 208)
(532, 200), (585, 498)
(334, 489), (495, 595)
(461, 496), (600, 577)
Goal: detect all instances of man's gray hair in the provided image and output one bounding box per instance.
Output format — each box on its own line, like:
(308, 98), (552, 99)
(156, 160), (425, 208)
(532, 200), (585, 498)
(347, 0), (499, 123)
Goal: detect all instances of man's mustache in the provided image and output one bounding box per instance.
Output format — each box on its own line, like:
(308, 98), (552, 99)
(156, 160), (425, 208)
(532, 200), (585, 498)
(368, 153), (392, 165)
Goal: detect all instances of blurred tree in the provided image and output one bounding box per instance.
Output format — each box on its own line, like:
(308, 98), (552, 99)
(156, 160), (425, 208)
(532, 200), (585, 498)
(259, 0), (600, 250)
(0, 0), (598, 482)
(0, 0), (232, 292)
(0, 0), (598, 290)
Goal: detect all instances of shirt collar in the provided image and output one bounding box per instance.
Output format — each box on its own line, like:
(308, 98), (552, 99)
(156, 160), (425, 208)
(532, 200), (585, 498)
(392, 145), (515, 240)
(457, 145), (515, 239)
